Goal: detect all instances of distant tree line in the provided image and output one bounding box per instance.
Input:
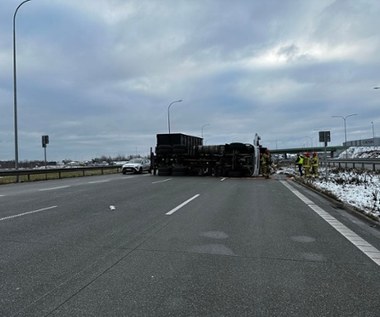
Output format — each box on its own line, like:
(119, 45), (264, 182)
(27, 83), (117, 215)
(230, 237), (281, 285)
(0, 160), (57, 169)
(0, 154), (148, 169)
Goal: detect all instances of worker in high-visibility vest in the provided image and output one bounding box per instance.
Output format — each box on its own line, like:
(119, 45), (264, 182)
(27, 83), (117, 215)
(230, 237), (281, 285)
(303, 152), (311, 177)
(295, 153), (304, 176)
(260, 149), (272, 179)
(311, 152), (319, 178)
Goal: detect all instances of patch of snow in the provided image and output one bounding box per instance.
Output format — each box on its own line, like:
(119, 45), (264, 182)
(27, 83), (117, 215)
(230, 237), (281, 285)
(313, 170), (380, 219)
(276, 146), (380, 221)
(338, 146), (380, 159)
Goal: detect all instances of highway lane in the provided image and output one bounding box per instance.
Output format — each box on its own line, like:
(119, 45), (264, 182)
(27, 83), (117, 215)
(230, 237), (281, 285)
(0, 174), (379, 316)
(0, 174), (211, 316)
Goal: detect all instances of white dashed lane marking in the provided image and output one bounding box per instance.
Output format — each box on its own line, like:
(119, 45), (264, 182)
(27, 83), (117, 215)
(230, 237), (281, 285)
(166, 194), (200, 216)
(0, 206), (58, 222)
(87, 180), (111, 184)
(152, 179), (172, 184)
(38, 185), (71, 191)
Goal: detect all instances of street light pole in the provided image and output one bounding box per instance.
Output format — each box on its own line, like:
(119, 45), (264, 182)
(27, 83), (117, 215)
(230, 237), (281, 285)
(332, 113), (357, 159)
(371, 121), (375, 139)
(304, 135), (313, 148)
(13, 0), (32, 172)
(167, 99), (182, 134)
(201, 124), (210, 139)
(332, 113), (358, 145)
(373, 87), (379, 144)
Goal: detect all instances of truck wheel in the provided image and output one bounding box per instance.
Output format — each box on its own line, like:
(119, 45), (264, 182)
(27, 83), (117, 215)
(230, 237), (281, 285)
(173, 144), (187, 154)
(227, 143), (247, 153)
(172, 167), (187, 176)
(158, 167), (171, 176)
(156, 145), (172, 155)
(228, 170), (242, 177)
(221, 168), (230, 177)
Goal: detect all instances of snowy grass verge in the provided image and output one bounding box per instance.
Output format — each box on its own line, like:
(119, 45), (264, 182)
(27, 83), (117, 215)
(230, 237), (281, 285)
(313, 168), (380, 220)
(276, 166), (380, 222)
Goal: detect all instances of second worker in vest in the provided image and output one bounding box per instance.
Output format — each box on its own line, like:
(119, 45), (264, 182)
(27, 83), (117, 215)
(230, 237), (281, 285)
(311, 152), (319, 178)
(303, 152), (311, 178)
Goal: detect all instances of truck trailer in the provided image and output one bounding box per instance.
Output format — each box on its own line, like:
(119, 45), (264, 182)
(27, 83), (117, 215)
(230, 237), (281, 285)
(151, 133), (264, 177)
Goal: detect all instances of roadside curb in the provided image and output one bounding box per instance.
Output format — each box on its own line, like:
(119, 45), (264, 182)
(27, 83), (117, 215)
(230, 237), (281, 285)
(290, 176), (380, 227)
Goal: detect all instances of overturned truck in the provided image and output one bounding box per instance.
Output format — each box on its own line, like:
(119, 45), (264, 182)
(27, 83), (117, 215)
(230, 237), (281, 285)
(151, 133), (264, 177)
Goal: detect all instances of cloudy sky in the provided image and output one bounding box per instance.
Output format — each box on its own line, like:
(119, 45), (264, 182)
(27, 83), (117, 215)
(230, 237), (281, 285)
(1, 0), (379, 161)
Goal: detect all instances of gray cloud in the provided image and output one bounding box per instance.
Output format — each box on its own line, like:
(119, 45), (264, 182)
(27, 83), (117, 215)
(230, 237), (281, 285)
(0, 0), (379, 161)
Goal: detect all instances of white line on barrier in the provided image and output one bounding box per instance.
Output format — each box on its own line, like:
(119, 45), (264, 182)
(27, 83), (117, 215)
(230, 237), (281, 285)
(166, 194), (200, 216)
(281, 180), (380, 266)
(0, 206), (58, 222)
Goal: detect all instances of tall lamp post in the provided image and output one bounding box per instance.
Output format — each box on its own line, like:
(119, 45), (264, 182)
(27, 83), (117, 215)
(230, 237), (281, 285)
(371, 121), (375, 139)
(201, 123), (210, 139)
(304, 135), (313, 148)
(373, 87), (379, 145)
(13, 0), (32, 171)
(332, 113), (358, 146)
(167, 99), (182, 134)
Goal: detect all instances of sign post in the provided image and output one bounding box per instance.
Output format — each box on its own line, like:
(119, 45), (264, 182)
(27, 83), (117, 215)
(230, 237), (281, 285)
(42, 135), (49, 168)
(319, 131), (330, 179)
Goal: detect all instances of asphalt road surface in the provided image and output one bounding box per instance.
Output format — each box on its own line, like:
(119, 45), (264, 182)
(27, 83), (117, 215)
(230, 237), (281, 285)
(1, 173), (379, 316)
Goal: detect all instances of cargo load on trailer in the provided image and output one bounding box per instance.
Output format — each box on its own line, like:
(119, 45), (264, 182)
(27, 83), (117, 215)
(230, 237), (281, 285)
(151, 133), (265, 177)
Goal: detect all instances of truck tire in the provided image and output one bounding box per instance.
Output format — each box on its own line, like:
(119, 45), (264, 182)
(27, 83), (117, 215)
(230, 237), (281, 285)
(228, 170), (242, 177)
(227, 143), (247, 153)
(221, 168), (230, 177)
(172, 167), (187, 176)
(158, 167), (171, 176)
(156, 145), (172, 155)
(173, 144), (187, 154)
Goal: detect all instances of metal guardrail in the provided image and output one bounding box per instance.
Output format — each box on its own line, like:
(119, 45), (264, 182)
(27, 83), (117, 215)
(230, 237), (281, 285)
(275, 158), (380, 172)
(1, 159), (379, 183)
(271, 145), (347, 155)
(326, 159), (380, 171)
(0, 165), (122, 183)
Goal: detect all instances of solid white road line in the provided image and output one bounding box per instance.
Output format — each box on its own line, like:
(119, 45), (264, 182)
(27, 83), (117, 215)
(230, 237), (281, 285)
(281, 180), (380, 266)
(0, 206), (58, 222)
(166, 194), (200, 216)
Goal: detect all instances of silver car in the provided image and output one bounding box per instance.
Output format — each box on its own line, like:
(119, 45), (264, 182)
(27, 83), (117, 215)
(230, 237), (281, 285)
(121, 158), (151, 174)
